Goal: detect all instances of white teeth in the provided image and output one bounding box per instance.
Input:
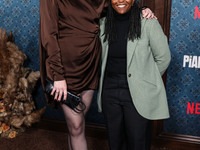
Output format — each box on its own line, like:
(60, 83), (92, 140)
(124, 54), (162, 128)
(117, 5), (126, 8)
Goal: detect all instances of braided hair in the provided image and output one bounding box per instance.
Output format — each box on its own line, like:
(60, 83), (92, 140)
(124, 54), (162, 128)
(104, 0), (142, 43)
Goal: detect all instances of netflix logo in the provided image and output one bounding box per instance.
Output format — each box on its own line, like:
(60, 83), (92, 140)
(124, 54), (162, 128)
(187, 102), (200, 114)
(195, 6), (200, 19)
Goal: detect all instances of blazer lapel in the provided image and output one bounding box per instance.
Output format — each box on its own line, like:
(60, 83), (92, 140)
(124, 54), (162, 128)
(100, 20), (109, 61)
(100, 32), (109, 73)
(102, 41), (109, 61)
(127, 18), (147, 69)
(127, 39), (139, 69)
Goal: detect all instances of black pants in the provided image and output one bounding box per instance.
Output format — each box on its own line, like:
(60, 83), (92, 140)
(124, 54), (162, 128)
(102, 74), (152, 150)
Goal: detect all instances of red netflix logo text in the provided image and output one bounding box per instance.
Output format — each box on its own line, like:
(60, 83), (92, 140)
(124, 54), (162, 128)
(187, 102), (200, 114)
(195, 6), (200, 19)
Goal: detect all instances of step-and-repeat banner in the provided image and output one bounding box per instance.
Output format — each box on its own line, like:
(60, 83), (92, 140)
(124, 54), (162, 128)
(0, 0), (200, 135)
(164, 0), (200, 136)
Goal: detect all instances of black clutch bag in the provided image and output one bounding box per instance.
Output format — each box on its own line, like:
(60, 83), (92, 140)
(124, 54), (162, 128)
(44, 77), (86, 113)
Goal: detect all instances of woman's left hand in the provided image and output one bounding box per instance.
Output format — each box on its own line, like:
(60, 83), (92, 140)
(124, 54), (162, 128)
(142, 8), (157, 19)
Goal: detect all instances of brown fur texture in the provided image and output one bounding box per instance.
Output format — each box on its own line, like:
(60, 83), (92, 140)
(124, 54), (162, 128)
(0, 28), (46, 133)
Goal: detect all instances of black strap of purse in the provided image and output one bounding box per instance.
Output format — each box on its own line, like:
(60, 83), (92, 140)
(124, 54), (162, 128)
(69, 98), (86, 113)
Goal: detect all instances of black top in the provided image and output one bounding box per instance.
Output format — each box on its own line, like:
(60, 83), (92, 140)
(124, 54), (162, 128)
(105, 11), (130, 76)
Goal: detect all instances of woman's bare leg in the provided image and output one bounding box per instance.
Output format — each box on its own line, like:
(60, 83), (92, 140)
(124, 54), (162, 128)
(80, 90), (94, 115)
(61, 90), (94, 150)
(68, 132), (72, 150)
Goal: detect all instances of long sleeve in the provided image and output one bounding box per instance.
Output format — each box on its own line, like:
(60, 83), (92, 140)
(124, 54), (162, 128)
(40, 0), (65, 81)
(148, 19), (171, 76)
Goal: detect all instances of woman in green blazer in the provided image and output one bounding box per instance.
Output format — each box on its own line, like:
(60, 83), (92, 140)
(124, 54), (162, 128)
(97, 0), (171, 149)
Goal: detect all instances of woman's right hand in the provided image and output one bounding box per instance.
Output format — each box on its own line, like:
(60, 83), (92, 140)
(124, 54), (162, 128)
(51, 80), (67, 101)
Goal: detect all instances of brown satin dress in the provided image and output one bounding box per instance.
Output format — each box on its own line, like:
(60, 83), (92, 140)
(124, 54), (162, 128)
(39, 0), (106, 99)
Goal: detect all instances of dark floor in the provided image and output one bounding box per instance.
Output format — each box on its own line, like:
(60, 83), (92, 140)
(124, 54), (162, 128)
(0, 128), (176, 150)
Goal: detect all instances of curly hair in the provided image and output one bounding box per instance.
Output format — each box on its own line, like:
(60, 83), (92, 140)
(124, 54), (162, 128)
(104, 0), (142, 43)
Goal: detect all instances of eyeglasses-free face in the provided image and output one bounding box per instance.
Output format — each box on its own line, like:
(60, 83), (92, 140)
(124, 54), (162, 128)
(111, 0), (135, 14)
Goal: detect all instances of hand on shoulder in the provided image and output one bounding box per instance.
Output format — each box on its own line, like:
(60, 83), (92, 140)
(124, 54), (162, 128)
(142, 8), (157, 20)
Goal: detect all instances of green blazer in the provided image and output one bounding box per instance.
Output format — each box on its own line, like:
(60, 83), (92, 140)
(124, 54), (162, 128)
(97, 17), (171, 120)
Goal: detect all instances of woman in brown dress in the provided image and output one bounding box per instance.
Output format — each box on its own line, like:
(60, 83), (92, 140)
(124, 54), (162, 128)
(39, 0), (155, 149)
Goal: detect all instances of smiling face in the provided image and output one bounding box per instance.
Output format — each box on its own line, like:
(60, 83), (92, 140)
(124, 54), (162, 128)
(111, 0), (135, 14)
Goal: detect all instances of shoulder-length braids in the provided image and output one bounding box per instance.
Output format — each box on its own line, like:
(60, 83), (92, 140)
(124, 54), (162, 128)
(104, 0), (142, 43)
